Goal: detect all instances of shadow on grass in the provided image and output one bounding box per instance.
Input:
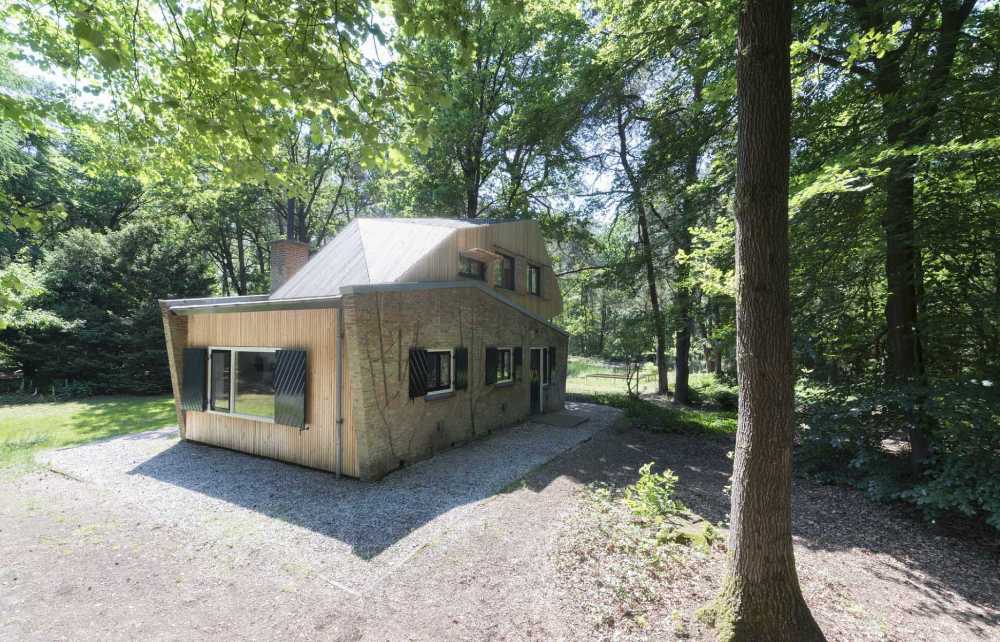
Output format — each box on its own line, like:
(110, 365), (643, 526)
(60, 396), (175, 445)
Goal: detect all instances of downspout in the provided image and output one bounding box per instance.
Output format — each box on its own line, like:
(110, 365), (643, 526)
(335, 307), (345, 477)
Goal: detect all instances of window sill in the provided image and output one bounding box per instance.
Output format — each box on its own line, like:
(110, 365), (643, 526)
(494, 380), (515, 388)
(425, 390), (455, 402)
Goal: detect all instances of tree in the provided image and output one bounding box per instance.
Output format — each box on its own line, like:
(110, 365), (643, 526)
(712, 0), (825, 638)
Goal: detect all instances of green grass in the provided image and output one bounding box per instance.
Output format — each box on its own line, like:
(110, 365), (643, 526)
(0, 395), (175, 474)
(567, 356), (738, 436)
(566, 356), (661, 396)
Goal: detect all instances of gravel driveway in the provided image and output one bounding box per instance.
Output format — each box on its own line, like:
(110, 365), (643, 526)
(1, 402), (620, 641)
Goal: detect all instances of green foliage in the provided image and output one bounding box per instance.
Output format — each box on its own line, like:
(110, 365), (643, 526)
(797, 379), (1000, 530)
(2, 220), (213, 394)
(625, 462), (685, 520)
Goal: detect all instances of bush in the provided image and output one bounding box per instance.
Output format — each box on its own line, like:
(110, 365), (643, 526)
(625, 463), (686, 520)
(797, 379), (1000, 530)
(1, 220), (214, 395)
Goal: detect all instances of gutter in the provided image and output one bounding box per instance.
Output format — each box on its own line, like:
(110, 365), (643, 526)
(165, 295), (343, 315)
(335, 307), (345, 477)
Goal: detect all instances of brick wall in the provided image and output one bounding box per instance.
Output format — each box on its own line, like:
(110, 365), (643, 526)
(270, 239), (310, 292)
(342, 286), (568, 480)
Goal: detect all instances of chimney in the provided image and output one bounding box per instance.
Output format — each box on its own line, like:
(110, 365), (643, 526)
(270, 239), (310, 293)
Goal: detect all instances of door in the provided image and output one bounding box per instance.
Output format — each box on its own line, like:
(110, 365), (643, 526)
(529, 348), (543, 414)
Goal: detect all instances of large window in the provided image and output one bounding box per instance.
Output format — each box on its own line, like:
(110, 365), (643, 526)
(527, 265), (541, 296)
(494, 253), (515, 290)
(459, 255), (486, 280)
(208, 347), (277, 420)
(426, 349), (453, 395)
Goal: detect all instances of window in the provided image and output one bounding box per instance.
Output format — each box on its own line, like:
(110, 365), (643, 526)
(209, 349), (231, 412)
(497, 347), (513, 383)
(235, 351), (277, 419)
(494, 253), (515, 290)
(409, 347), (465, 399)
(459, 255), (486, 280)
(527, 265), (541, 296)
(208, 347), (277, 420)
(485, 346), (514, 385)
(426, 349), (453, 394)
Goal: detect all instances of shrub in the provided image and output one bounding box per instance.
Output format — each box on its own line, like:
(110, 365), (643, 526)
(797, 379), (1000, 530)
(624, 462), (686, 520)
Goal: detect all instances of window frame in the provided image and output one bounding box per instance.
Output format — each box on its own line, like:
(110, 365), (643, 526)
(425, 348), (455, 397)
(206, 346), (278, 423)
(495, 253), (515, 290)
(496, 346), (514, 385)
(527, 264), (542, 296)
(458, 255), (486, 281)
(542, 348), (552, 386)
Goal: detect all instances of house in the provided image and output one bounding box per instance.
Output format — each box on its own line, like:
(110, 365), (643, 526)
(159, 218), (568, 480)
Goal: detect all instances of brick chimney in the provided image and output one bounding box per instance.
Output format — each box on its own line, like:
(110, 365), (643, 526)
(270, 239), (310, 293)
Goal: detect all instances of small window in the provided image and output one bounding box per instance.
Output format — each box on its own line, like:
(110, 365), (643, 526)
(426, 349), (454, 394)
(209, 349), (231, 412)
(527, 265), (541, 296)
(459, 255), (486, 280)
(496, 347), (513, 383)
(494, 254), (515, 290)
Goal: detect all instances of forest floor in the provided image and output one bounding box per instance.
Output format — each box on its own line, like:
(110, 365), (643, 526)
(1, 401), (997, 640)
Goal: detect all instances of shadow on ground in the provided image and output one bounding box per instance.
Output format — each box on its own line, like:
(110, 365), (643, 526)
(125, 403), (620, 559)
(525, 423), (1000, 637)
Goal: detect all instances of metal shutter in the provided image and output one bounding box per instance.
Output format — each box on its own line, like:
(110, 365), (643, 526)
(484, 347), (498, 385)
(409, 348), (429, 398)
(454, 347), (469, 391)
(274, 349), (307, 428)
(180, 348), (207, 411)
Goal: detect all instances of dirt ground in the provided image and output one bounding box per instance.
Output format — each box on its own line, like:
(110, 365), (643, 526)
(1, 404), (998, 641)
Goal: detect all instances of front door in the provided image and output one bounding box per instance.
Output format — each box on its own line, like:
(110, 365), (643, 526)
(529, 348), (542, 414)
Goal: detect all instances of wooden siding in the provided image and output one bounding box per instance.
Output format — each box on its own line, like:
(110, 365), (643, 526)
(183, 308), (358, 476)
(398, 220), (563, 318)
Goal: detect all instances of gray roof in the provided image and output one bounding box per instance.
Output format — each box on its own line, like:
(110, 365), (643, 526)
(270, 218), (487, 300)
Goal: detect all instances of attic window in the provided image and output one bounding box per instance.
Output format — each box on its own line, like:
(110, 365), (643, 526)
(495, 254), (515, 290)
(527, 265), (541, 296)
(459, 255), (486, 280)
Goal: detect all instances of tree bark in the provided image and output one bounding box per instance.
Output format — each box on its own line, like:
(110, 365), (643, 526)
(713, 0), (824, 639)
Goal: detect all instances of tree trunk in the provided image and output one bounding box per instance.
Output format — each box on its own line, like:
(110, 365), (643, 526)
(713, 0), (824, 639)
(286, 197), (296, 241)
(617, 106), (669, 395)
(673, 76), (703, 405)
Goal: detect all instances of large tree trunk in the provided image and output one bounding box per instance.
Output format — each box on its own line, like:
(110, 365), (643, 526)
(713, 0), (824, 639)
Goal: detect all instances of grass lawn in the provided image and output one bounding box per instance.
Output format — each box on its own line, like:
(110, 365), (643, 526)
(567, 355), (738, 436)
(0, 395), (175, 474)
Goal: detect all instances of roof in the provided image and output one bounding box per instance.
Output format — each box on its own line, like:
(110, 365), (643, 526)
(270, 217), (489, 300)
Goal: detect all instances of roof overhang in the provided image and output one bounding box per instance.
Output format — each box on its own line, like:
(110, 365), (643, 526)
(162, 295), (342, 315)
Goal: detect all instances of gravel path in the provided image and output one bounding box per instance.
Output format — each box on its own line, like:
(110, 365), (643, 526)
(1, 402), (620, 640)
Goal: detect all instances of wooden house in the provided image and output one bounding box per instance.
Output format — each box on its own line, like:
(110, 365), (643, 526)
(160, 218), (567, 479)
